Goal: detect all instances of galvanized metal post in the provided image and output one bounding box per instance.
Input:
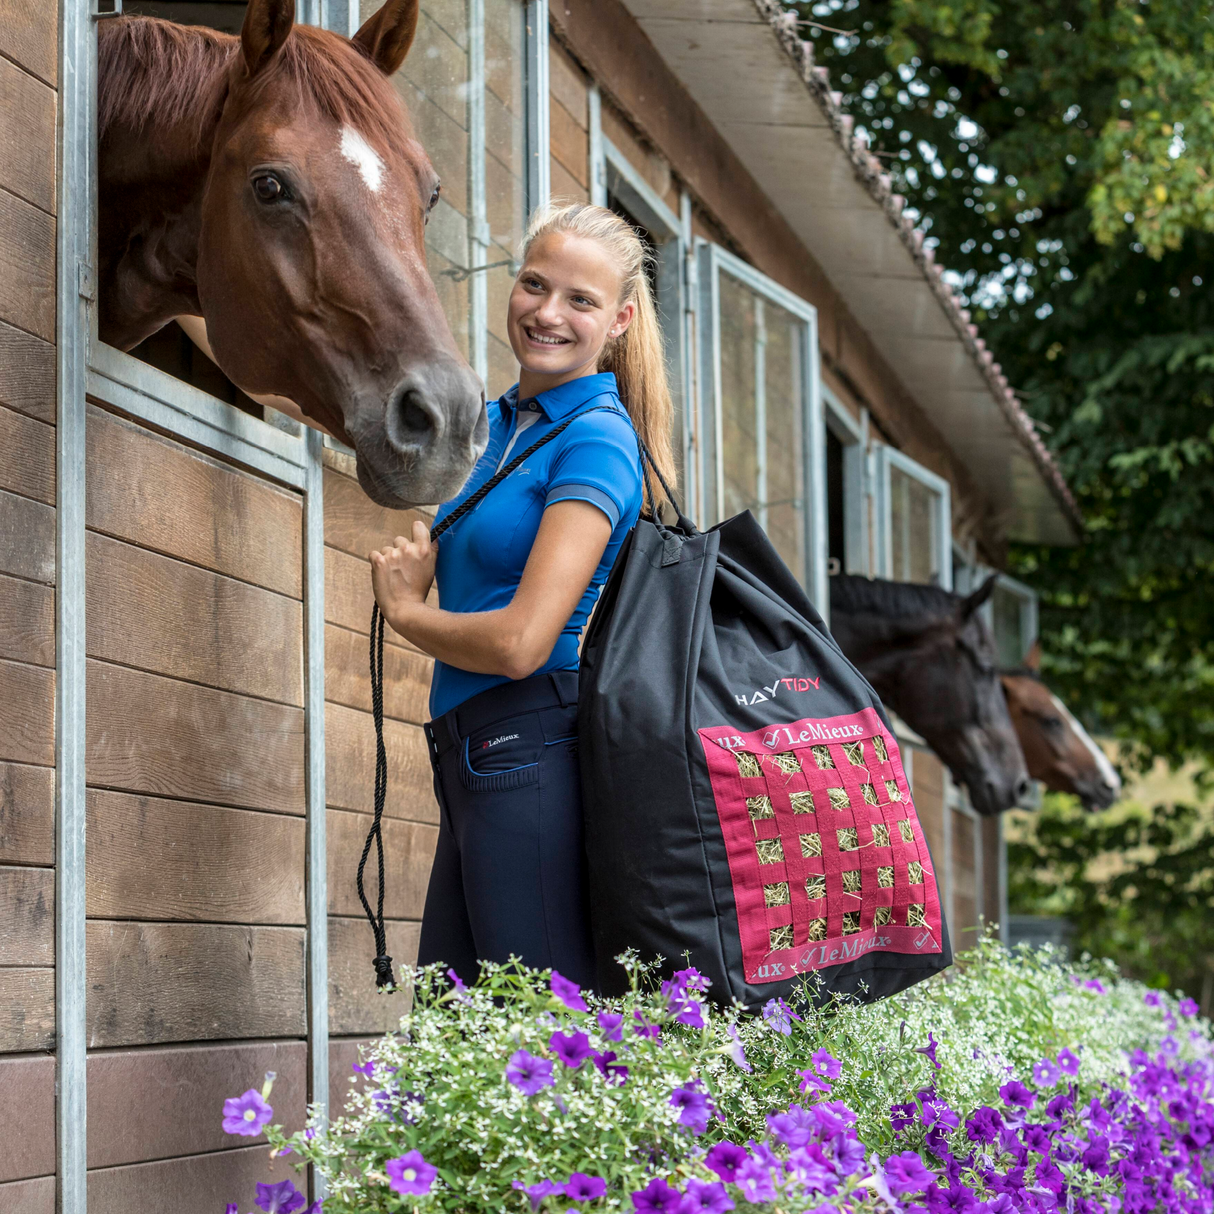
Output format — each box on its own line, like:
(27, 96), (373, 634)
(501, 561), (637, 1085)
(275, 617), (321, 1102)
(524, 0), (549, 215)
(753, 298), (767, 534)
(58, 0), (92, 1208)
(587, 85), (606, 208)
(468, 0), (488, 384)
(803, 308), (829, 622)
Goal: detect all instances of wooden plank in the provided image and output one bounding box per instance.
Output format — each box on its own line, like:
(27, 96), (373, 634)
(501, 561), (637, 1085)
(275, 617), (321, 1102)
(550, 97), (589, 188)
(87, 1146), (297, 1214)
(0, 659), (53, 767)
(910, 747), (945, 874)
(0, 319), (54, 423)
(0, 760), (53, 865)
(87, 532), (304, 706)
(0, 0), (57, 87)
(325, 623), (430, 725)
(0, 187), (54, 342)
(0, 1175), (54, 1214)
(85, 921), (306, 1047)
(86, 660), (305, 815)
(87, 1041), (307, 1168)
(86, 790), (305, 924)
(328, 915), (419, 1035)
(86, 407), (303, 599)
(0, 966), (53, 1051)
(551, 155), (590, 206)
(0, 56), (54, 214)
(0, 487), (54, 583)
(326, 542), (421, 652)
(951, 809), (978, 944)
(0, 864), (52, 965)
(326, 808), (436, 921)
(329, 1036), (378, 1118)
(0, 404), (53, 503)
(323, 466), (429, 559)
(325, 701), (439, 823)
(0, 571), (53, 667)
(0, 1054), (53, 1182)
(548, 37), (588, 127)
(982, 815), (1001, 928)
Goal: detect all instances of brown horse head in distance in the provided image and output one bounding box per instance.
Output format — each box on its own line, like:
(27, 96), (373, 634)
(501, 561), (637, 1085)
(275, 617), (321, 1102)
(829, 574), (1032, 817)
(1002, 644), (1122, 810)
(97, 0), (487, 507)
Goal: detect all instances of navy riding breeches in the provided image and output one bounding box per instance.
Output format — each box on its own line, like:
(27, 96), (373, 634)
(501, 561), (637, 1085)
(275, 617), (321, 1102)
(418, 670), (596, 988)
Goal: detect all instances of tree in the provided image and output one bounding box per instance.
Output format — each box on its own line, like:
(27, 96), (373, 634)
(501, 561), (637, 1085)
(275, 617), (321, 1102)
(793, 0), (1214, 776)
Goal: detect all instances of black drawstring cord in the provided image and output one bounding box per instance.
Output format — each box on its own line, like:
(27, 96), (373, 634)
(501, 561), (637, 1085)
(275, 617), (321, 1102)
(357, 603), (395, 988)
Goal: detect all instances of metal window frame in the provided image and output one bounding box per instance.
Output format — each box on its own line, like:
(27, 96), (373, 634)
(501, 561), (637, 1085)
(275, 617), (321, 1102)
(524, 0), (549, 214)
(992, 571), (1039, 662)
(822, 384), (868, 577)
(872, 444), (953, 591)
(695, 240), (828, 617)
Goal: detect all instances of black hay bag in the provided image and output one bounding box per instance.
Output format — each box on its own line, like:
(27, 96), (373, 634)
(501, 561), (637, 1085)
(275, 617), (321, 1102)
(578, 509), (951, 1009)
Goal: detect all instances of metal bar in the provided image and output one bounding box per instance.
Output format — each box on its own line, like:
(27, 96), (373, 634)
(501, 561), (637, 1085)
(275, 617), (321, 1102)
(587, 85), (606, 208)
(753, 297), (767, 533)
(468, 0), (488, 384)
(58, 0), (92, 1208)
(303, 427), (329, 1197)
(997, 816), (1009, 945)
(679, 192), (697, 521)
(803, 311), (828, 619)
(524, 0), (549, 215)
(322, 0), (360, 35)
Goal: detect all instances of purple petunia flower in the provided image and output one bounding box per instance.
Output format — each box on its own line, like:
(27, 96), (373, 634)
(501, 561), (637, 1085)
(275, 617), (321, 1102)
(513, 1179), (564, 1210)
(386, 1150), (437, 1197)
(1035, 1158), (1064, 1194)
(223, 1090), (274, 1138)
(890, 1101), (917, 1132)
(965, 1106), (1004, 1144)
(761, 997), (801, 1035)
(767, 1103), (817, 1149)
(351, 1060), (375, 1078)
(631, 1177), (683, 1213)
(812, 1100), (858, 1136)
(1180, 997), (1199, 1016)
(550, 971), (589, 1012)
(591, 1049), (629, 1085)
(705, 1141), (748, 1182)
(1057, 1048), (1081, 1076)
(226, 1205), (239, 1214)
(734, 1156), (777, 1205)
(915, 1032), (941, 1070)
(999, 1081), (1035, 1112)
(255, 1180), (305, 1214)
(1083, 978), (1106, 994)
(681, 1177), (734, 1213)
(833, 1133), (866, 1176)
(670, 1081), (712, 1134)
(812, 1048), (843, 1079)
(1022, 1123), (1051, 1153)
(445, 967), (467, 993)
(797, 1068), (831, 1097)
(882, 1151), (935, 1196)
(507, 1049), (555, 1095)
(726, 1025), (752, 1073)
(1082, 1135), (1111, 1174)
(549, 1030), (593, 1069)
(597, 1011), (624, 1041)
(564, 1173), (606, 1202)
(1032, 1058), (1060, 1086)
(673, 999), (706, 1029)
(1143, 990), (1162, 1007)
(633, 1010), (662, 1040)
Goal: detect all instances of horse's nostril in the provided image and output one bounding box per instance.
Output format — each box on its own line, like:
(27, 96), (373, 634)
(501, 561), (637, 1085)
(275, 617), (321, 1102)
(387, 384), (442, 451)
(1014, 777), (1033, 802)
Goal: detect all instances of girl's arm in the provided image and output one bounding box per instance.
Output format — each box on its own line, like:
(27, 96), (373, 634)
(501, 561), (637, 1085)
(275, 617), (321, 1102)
(369, 500), (613, 680)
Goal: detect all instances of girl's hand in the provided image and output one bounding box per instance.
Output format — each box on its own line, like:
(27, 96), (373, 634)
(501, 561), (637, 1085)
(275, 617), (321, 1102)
(369, 521), (436, 627)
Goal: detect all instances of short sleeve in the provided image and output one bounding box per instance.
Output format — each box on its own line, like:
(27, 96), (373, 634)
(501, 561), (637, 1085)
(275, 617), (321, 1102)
(544, 406), (643, 532)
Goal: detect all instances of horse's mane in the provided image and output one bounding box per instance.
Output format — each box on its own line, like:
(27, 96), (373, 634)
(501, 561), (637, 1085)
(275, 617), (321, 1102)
(99, 17), (412, 158)
(829, 575), (958, 619)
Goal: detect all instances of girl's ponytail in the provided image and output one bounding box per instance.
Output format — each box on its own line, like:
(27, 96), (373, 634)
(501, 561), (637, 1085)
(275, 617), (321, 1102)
(519, 202), (677, 511)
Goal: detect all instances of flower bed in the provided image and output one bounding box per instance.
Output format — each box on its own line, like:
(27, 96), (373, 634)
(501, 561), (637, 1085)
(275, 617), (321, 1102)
(222, 938), (1213, 1213)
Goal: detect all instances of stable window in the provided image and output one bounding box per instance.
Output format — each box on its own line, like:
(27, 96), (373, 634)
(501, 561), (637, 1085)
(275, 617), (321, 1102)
(697, 242), (828, 613)
(823, 386), (867, 577)
(990, 573), (1038, 669)
(873, 446), (952, 589)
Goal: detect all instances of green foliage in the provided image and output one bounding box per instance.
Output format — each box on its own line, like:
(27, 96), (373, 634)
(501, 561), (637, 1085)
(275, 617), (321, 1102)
(1008, 792), (1214, 1005)
(794, 0), (1214, 774)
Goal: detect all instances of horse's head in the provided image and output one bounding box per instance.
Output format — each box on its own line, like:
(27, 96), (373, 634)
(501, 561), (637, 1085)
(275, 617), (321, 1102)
(1001, 649), (1121, 810)
(830, 574), (1031, 817)
(197, 0), (486, 506)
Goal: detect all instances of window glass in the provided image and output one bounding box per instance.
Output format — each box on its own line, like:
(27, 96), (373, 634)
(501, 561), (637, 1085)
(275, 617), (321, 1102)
(889, 464), (938, 584)
(717, 272), (805, 581)
(992, 583), (1028, 668)
(825, 427), (845, 569)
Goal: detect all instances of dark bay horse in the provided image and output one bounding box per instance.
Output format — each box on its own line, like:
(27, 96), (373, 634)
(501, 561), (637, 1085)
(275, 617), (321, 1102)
(829, 575), (1031, 817)
(1002, 645), (1121, 810)
(98, 0), (486, 507)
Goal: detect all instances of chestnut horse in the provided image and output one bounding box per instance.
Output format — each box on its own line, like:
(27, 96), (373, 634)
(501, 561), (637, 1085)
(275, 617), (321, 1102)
(98, 0), (486, 507)
(829, 575), (1032, 817)
(1002, 646), (1121, 810)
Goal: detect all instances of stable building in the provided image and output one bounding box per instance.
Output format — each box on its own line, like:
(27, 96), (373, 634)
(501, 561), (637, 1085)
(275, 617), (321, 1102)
(0, 0), (1078, 1208)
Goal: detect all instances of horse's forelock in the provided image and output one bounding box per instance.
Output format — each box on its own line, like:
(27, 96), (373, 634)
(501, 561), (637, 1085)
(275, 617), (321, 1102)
(829, 575), (958, 621)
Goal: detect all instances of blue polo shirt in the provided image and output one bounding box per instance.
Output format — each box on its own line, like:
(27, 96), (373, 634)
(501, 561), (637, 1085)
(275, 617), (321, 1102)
(429, 372), (643, 718)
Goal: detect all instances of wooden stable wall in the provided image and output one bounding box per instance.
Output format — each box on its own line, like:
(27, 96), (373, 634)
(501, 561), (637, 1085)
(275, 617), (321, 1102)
(0, 0), (59, 1208)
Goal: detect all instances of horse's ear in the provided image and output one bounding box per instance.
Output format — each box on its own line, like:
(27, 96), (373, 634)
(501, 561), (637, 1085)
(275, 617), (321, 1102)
(960, 573), (998, 618)
(242, 0), (295, 79)
(1024, 639), (1042, 673)
(353, 0), (420, 76)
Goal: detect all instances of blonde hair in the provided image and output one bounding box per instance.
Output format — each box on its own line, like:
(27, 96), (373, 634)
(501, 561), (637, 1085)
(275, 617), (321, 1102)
(519, 202), (678, 510)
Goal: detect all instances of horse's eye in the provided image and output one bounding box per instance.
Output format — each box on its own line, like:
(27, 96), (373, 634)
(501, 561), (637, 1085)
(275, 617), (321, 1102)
(253, 173), (286, 204)
(428, 183), (441, 212)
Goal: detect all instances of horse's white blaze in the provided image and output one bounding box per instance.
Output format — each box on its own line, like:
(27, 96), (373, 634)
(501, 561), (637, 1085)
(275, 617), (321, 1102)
(340, 125), (383, 193)
(1049, 692), (1122, 797)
